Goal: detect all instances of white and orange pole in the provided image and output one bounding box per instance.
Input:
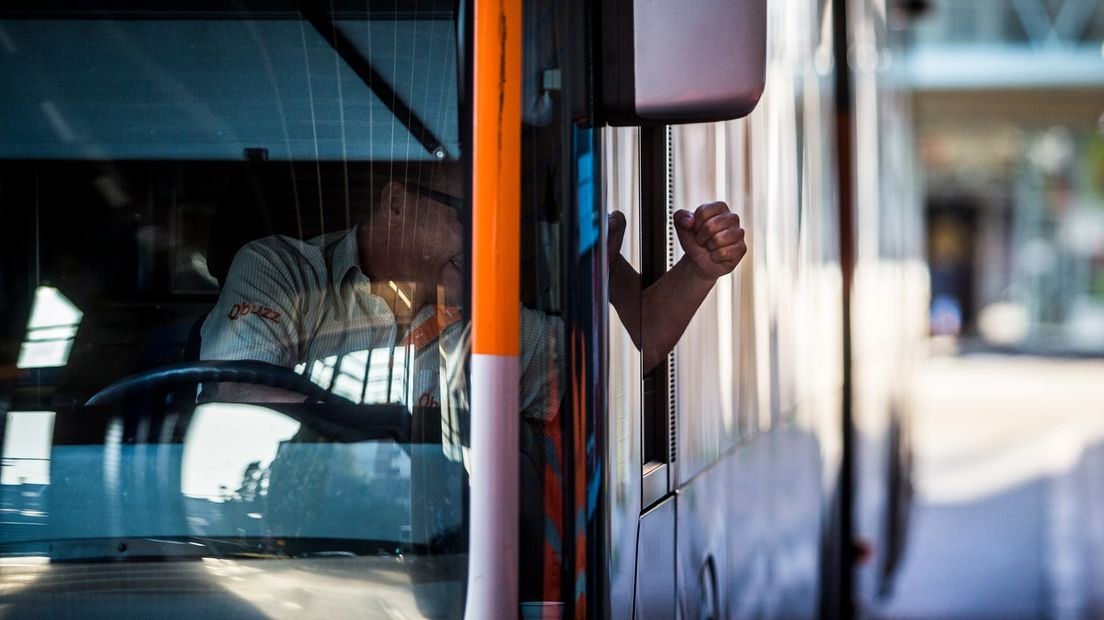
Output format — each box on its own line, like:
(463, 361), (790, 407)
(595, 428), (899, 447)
(465, 0), (522, 617)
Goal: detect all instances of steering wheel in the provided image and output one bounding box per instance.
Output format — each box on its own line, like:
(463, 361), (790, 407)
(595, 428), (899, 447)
(85, 360), (349, 406)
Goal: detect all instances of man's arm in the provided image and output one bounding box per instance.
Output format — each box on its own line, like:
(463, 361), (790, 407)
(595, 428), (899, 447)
(608, 202), (747, 373)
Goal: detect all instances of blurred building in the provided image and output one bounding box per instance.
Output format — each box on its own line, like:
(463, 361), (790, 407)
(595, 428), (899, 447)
(905, 0), (1104, 352)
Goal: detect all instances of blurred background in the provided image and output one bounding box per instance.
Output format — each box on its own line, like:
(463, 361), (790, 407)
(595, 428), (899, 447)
(877, 1), (1104, 618)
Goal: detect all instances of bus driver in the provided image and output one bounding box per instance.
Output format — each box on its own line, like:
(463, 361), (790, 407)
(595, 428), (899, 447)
(198, 164), (747, 414)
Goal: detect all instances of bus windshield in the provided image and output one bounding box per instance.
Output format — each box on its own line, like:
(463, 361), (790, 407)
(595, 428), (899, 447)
(0, 3), (470, 618)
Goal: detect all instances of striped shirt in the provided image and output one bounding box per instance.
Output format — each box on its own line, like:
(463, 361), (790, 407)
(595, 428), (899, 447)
(200, 227), (562, 420)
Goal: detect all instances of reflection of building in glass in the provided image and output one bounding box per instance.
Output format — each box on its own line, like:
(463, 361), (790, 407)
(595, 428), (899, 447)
(180, 403), (299, 502)
(907, 0), (1104, 351)
(0, 411), (55, 544)
(16, 286), (83, 369)
(0, 411), (55, 486)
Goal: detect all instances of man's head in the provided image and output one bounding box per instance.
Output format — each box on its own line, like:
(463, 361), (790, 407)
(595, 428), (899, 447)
(360, 161), (465, 300)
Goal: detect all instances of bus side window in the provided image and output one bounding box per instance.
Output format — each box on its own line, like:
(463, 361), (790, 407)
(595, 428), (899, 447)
(669, 121), (754, 482)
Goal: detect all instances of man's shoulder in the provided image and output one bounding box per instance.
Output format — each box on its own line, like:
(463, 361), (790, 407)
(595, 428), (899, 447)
(228, 229), (359, 292)
(234, 232), (339, 273)
(218, 234), (326, 294)
(242, 233), (324, 259)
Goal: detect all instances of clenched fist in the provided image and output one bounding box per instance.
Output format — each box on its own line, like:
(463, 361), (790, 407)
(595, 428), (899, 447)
(673, 201), (746, 280)
(605, 202), (748, 372)
(607, 210), (628, 267)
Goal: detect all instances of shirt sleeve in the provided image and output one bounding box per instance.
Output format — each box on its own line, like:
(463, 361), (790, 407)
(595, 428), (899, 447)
(200, 241), (303, 368)
(518, 308), (564, 421)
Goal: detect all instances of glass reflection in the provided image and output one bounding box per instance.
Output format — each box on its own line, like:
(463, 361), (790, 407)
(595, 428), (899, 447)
(181, 403), (301, 502)
(0, 402), (463, 555)
(0, 412), (56, 545)
(0, 411), (55, 486)
(16, 287), (82, 369)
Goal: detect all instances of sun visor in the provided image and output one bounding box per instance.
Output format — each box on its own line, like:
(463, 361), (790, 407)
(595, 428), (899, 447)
(0, 18), (459, 161)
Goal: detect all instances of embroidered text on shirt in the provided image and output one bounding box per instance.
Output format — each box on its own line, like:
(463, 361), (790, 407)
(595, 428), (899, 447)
(228, 302), (282, 323)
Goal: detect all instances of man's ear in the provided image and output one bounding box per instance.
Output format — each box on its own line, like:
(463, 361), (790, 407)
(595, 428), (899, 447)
(380, 181), (407, 215)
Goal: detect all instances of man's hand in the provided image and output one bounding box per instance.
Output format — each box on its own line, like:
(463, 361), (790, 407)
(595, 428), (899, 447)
(607, 210), (627, 266)
(673, 201), (747, 281)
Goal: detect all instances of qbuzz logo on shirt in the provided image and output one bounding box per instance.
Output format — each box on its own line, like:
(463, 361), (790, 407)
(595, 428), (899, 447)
(228, 302), (282, 323)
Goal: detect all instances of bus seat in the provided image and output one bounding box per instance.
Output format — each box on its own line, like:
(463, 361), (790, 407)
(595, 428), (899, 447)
(206, 164), (279, 288)
(206, 162), (378, 287)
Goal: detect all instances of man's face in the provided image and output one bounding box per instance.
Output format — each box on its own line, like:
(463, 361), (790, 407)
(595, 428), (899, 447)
(403, 182), (464, 279)
(361, 164), (466, 307)
(366, 168), (464, 293)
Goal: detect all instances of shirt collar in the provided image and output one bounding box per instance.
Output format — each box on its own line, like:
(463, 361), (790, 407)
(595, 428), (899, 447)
(329, 226), (364, 289)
